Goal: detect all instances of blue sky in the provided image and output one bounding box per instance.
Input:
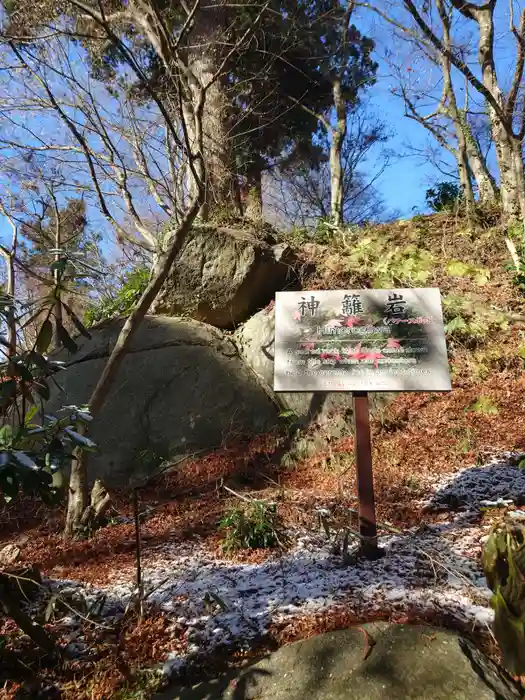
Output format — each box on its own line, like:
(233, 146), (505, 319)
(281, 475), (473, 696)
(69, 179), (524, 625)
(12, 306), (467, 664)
(0, 0), (516, 247)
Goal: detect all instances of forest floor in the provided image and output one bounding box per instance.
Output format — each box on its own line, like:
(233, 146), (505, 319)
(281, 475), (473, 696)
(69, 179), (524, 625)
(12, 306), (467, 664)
(2, 212), (525, 698)
(2, 376), (525, 699)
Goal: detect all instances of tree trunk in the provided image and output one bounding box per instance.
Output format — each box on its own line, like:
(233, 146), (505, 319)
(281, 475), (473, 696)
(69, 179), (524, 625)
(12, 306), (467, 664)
(187, 4), (236, 220)
(330, 78), (347, 226)
(64, 439), (90, 538)
(64, 192), (203, 537)
(330, 132), (344, 226)
(6, 254), (16, 357)
(435, 0), (475, 214)
(455, 125), (475, 213)
(474, 7), (521, 218)
(461, 115), (498, 202)
(511, 136), (525, 225)
(493, 125), (521, 219)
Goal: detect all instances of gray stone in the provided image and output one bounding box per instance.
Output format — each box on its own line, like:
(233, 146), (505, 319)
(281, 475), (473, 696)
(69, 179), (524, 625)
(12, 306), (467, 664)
(152, 225), (297, 329)
(48, 316), (279, 487)
(234, 306), (389, 425)
(156, 624), (521, 700)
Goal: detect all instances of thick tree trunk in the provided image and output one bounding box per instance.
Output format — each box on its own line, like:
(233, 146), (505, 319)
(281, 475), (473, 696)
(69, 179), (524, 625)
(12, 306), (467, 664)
(64, 443), (90, 538)
(474, 7), (521, 219)
(493, 124), (521, 219)
(330, 133), (344, 226)
(187, 4), (236, 220)
(461, 117), (498, 203)
(191, 59), (236, 216)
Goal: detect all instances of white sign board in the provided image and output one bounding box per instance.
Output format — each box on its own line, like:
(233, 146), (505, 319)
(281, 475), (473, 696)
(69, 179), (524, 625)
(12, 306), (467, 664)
(274, 288), (451, 393)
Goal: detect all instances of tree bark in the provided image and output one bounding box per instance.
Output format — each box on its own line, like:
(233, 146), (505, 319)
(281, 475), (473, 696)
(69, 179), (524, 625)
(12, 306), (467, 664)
(186, 4), (237, 220)
(6, 252), (16, 356)
(460, 113), (498, 202)
(435, 0), (475, 213)
(465, 138), (498, 203)
(466, 3), (522, 219)
(330, 78), (347, 226)
(52, 218), (63, 348)
(493, 124), (521, 219)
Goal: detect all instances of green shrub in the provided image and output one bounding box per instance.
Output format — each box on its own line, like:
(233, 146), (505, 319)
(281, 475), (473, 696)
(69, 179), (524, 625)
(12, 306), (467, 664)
(467, 396), (499, 415)
(340, 235), (435, 287)
(425, 181), (462, 212)
(483, 521), (525, 676)
(219, 500), (283, 551)
(85, 267), (150, 326)
(445, 260), (491, 285)
(442, 293), (511, 343)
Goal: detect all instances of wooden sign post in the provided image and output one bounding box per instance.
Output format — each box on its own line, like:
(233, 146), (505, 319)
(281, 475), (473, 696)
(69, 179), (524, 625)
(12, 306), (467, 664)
(353, 391), (378, 555)
(273, 288), (451, 559)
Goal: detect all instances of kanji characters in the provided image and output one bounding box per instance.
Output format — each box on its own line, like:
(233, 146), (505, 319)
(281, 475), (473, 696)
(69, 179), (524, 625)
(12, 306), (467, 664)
(342, 293), (364, 316)
(298, 295), (320, 317)
(384, 292), (406, 318)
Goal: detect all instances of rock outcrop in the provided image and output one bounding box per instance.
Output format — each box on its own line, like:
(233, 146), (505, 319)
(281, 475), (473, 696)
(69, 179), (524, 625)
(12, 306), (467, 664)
(48, 316), (279, 487)
(152, 224), (297, 329)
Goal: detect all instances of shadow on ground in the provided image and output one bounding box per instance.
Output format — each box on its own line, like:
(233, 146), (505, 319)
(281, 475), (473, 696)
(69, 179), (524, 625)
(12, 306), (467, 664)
(427, 457), (525, 512)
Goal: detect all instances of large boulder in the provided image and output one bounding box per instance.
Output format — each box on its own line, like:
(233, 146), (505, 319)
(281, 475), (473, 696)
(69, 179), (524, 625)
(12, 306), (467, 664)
(48, 316), (279, 487)
(158, 624), (521, 700)
(233, 306), (388, 428)
(152, 224), (297, 329)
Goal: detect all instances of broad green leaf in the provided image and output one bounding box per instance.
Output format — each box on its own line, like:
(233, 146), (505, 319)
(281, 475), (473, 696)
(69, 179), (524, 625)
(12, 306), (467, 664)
(50, 258), (67, 275)
(62, 302), (92, 339)
(63, 427), (97, 451)
(34, 380), (50, 401)
(36, 319), (53, 355)
(28, 351), (52, 372)
(56, 322), (78, 354)
(279, 409), (298, 419)
(51, 470), (64, 488)
(0, 379), (16, 402)
(24, 405), (38, 424)
(12, 451), (38, 470)
(0, 425), (13, 447)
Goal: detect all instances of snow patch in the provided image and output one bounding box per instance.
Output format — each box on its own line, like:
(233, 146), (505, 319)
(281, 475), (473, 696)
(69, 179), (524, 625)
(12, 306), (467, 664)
(48, 452), (525, 677)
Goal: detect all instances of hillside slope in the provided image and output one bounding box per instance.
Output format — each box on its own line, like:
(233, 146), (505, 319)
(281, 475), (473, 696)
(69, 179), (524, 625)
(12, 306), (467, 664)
(280, 212), (525, 519)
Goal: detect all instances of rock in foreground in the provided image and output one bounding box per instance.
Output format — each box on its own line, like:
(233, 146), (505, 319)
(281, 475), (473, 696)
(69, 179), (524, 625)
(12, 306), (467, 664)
(157, 624), (520, 700)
